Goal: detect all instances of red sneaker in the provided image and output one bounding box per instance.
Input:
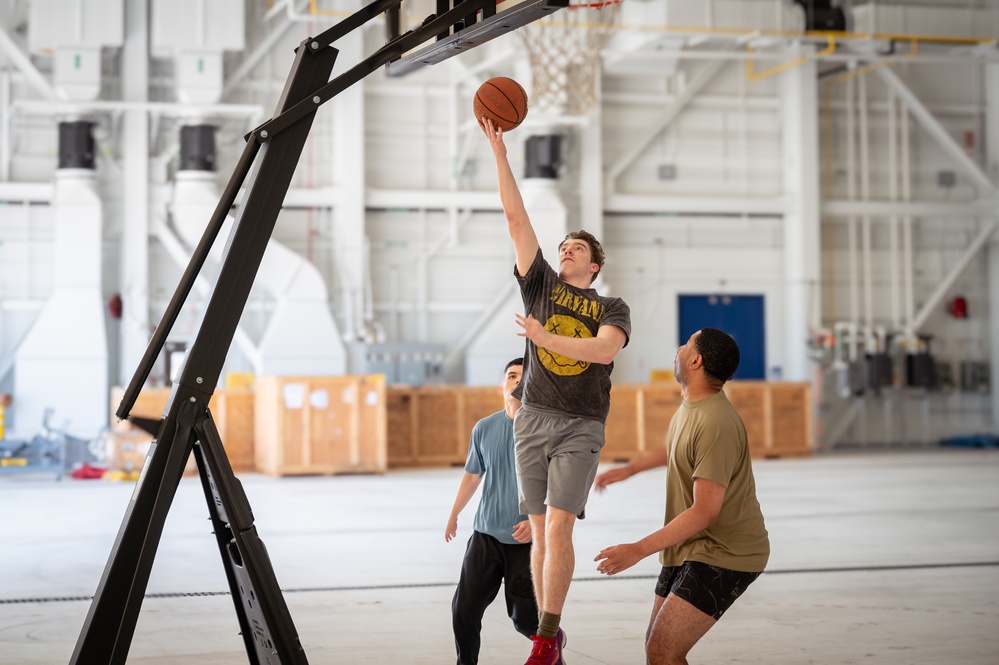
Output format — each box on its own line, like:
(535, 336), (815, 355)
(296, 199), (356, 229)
(525, 634), (559, 665)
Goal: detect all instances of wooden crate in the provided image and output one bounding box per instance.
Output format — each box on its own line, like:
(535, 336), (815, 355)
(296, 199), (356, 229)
(596, 383), (686, 463)
(386, 384), (683, 467)
(723, 381), (814, 458)
(385, 381), (813, 467)
(724, 381), (771, 458)
(767, 382), (814, 457)
(109, 386), (256, 473)
(212, 387), (255, 471)
(640, 383), (684, 453)
(386, 389), (418, 466)
(603, 385), (642, 462)
(103, 431), (153, 474)
(387, 386), (503, 468)
(254, 375), (386, 476)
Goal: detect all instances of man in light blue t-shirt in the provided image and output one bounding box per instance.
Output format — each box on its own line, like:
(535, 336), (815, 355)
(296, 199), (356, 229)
(445, 358), (539, 665)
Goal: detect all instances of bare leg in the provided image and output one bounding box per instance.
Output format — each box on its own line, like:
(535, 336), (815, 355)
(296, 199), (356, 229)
(540, 506), (576, 614)
(646, 595), (665, 647)
(528, 513), (546, 614)
(645, 593), (717, 665)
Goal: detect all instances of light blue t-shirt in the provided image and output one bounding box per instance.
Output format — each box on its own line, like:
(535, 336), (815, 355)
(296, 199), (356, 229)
(464, 410), (528, 545)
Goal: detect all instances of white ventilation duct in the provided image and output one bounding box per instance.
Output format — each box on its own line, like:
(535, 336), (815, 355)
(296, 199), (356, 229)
(12, 126), (108, 439)
(171, 134), (346, 378)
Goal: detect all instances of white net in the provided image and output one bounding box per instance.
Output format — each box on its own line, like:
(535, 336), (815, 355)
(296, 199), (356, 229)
(518, 0), (622, 116)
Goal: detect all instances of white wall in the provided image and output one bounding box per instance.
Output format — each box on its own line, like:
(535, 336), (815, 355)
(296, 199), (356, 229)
(0, 0), (996, 436)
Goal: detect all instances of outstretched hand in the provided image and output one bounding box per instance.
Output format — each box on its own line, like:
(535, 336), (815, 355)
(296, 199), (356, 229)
(479, 117), (507, 159)
(594, 543), (645, 576)
(593, 465), (634, 493)
(515, 313), (547, 345)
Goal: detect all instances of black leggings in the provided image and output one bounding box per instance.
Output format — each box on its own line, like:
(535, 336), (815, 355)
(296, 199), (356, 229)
(452, 531), (538, 665)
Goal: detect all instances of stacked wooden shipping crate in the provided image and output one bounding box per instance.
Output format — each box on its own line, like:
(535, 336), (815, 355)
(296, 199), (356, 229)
(388, 381), (813, 467)
(107, 385), (256, 476)
(105, 379), (811, 476)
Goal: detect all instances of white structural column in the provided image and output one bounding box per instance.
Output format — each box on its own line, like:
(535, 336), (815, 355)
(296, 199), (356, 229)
(12, 169), (108, 438)
(332, 28), (365, 350)
(779, 47), (821, 381)
(118, 0), (150, 384)
(986, 62), (999, 432)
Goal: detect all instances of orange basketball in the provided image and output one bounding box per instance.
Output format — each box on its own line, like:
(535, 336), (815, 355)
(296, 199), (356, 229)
(473, 77), (528, 132)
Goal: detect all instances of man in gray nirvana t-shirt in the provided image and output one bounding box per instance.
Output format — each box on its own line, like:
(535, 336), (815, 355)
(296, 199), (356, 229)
(481, 117), (632, 665)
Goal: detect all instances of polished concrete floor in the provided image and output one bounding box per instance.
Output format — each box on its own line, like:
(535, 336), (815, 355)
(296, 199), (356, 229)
(1, 448), (997, 664)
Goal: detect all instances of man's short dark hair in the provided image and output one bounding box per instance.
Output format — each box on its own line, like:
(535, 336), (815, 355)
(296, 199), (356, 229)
(505, 357), (524, 372)
(559, 230), (605, 284)
(694, 328), (740, 383)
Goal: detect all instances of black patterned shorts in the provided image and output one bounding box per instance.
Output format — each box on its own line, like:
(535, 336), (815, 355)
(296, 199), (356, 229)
(654, 561), (760, 619)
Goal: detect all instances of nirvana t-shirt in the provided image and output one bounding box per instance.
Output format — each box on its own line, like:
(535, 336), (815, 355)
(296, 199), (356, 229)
(659, 390), (770, 573)
(513, 248), (631, 423)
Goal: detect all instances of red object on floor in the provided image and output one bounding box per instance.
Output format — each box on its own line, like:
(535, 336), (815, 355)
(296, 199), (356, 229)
(70, 463), (107, 480)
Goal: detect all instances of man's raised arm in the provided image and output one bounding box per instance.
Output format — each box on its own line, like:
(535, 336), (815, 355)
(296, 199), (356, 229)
(481, 119), (539, 277)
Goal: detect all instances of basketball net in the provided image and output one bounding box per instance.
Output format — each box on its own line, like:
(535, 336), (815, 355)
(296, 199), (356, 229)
(517, 0), (622, 116)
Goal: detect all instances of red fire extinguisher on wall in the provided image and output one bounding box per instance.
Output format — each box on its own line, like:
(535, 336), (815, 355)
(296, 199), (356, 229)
(947, 296), (968, 319)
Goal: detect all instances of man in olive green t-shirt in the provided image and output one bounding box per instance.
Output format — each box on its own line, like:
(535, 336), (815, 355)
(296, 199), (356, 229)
(593, 328), (769, 665)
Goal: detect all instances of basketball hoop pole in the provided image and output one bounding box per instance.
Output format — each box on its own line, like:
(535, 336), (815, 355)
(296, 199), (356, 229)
(73, 0), (566, 663)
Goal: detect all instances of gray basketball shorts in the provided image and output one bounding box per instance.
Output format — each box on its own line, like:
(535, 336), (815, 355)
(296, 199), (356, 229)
(512, 404), (605, 519)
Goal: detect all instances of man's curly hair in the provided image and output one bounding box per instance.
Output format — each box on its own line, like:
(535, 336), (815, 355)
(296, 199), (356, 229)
(694, 328), (741, 384)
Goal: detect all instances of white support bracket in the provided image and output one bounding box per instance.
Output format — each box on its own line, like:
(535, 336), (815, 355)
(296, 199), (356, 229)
(876, 67), (996, 197)
(605, 58), (727, 186)
(0, 24), (58, 100)
(910, 219), (999, 332)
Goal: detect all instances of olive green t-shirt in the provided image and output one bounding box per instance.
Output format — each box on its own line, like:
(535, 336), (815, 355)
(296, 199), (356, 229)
(659, 390), (770, 573)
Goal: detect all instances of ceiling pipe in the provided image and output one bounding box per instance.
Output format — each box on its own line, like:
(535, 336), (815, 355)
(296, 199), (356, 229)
(901, 101), (915, 334)
(12, 99), (263, 120)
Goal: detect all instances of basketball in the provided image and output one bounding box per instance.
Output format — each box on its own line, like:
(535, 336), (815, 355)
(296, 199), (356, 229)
(473, 77), (528, 132)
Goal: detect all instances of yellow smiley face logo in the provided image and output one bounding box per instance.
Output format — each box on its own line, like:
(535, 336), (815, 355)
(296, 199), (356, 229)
(537, 314), (592, 376)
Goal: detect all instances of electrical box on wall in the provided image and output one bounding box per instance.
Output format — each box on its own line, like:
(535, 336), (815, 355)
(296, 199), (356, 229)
(364, 344), (445, 386)
(658, 164), (677, 181)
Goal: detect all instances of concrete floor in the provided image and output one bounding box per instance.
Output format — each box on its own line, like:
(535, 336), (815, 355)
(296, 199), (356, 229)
(1, 448), (997, 664)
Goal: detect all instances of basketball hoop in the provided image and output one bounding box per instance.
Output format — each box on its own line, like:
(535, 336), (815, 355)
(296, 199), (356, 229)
(517, 0), (622, 116)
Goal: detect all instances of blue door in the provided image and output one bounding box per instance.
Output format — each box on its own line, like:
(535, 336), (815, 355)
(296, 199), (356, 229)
(678, 295), (766, 380)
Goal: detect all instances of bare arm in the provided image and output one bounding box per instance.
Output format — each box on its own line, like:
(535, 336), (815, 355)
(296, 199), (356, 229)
(593, 445), (670, 492)
(594, 477), (726, 575)
(445, 471), (483, 542)
(481, 119), (539, 276)
(516, 316), (627, 366)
